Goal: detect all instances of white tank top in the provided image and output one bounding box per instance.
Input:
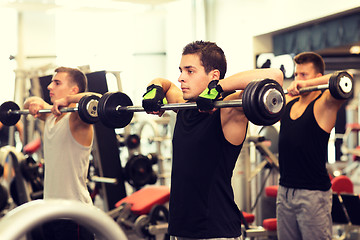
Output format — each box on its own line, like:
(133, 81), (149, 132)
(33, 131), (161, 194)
(43, 113), (93, 205)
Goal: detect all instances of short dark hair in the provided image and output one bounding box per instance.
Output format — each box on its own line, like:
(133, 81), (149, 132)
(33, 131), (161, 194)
(182, 41), (227, 79)
(55, 67), (87, 93)
(294, 52), (325, 75)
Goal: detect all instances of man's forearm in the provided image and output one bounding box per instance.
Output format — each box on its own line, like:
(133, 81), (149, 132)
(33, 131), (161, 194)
(219, 68), (283, 92)
(66, 92), (102, 104)
(302, 74), (331, 88)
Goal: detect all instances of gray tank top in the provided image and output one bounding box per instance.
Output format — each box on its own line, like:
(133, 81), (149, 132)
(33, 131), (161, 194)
(44, 113), (93, 204)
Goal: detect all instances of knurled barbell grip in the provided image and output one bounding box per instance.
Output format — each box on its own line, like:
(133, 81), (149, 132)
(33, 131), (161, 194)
(283, 84), (329, 95)
(115, 100), (244, 112)
(9, 106), (79, 115)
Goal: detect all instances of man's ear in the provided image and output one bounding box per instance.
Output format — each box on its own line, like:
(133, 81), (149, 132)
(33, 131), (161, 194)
(211, 69), (220, 80)
(70, 85), (80, 94)
(316, 73), (323, 78)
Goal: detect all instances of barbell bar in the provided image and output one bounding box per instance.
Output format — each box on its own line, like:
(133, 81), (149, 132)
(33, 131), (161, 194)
(117, 99), (247, 112)
(283, 84), (328, 94)
(97, 78), (286, 128)
(283, 70), (353, 99)
(0, 94), (100, 126)
(11, 107), (78, 115)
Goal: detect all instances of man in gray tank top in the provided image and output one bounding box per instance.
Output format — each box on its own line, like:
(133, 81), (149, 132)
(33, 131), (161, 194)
(24, 67), (100, 240)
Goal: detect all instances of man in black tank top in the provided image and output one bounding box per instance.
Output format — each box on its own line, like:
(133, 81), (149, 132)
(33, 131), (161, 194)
(142, 41), (284, 240)
(277, 52), (347, 240)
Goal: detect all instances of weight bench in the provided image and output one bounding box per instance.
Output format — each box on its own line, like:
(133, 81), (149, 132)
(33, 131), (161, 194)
(109, 186), (257, 239)
(108, 186), (170, 239)
(114, 185), (170, 215)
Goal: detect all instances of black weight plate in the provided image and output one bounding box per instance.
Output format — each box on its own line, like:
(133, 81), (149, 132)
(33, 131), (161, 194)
(125, 154), (153, 188)
(252, 80), (276, 126)
(131, 158), (152, 187)
(243, 79), (285, 126)
(243, 80), (273, 126)
(0, 101), (21, 126)
(247, 80), (269, 125)
(257, 79), (286, 122)
(242, 80), (261, 125)
(78, 94), (100, 124)
(329, 71), (353, 100)
(149, 204), (169, 224)
(97, 93), (112, 127)
(125, 134), (141, 149)
(98, 92), (134, 128)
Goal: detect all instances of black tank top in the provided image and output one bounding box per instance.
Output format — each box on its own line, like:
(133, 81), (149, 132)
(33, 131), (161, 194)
(168, 108), (244, 238)
(279, 94), (331, 191)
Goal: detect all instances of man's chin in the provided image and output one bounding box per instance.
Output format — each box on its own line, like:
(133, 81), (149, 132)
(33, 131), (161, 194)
(183, 97), (196, 103)
(182, 93), (194, 101)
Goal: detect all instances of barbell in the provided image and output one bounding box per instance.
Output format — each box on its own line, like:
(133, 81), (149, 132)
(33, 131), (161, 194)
(97, 78), (286, 128)
(0, 94), (100, 126)
(283, 70), (353, 99)
(2, 70), (351, 128)
(97, 71), (353, 129)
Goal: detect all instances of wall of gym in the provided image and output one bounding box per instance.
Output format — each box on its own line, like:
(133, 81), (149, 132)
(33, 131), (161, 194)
(2, 0), (359, 104)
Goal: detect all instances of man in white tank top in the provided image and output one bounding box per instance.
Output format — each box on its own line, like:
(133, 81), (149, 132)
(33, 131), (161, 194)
(24, 67), (100, 240)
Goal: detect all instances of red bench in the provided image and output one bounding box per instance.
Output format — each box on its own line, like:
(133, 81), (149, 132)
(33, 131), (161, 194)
(115, 186), (170, 215)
